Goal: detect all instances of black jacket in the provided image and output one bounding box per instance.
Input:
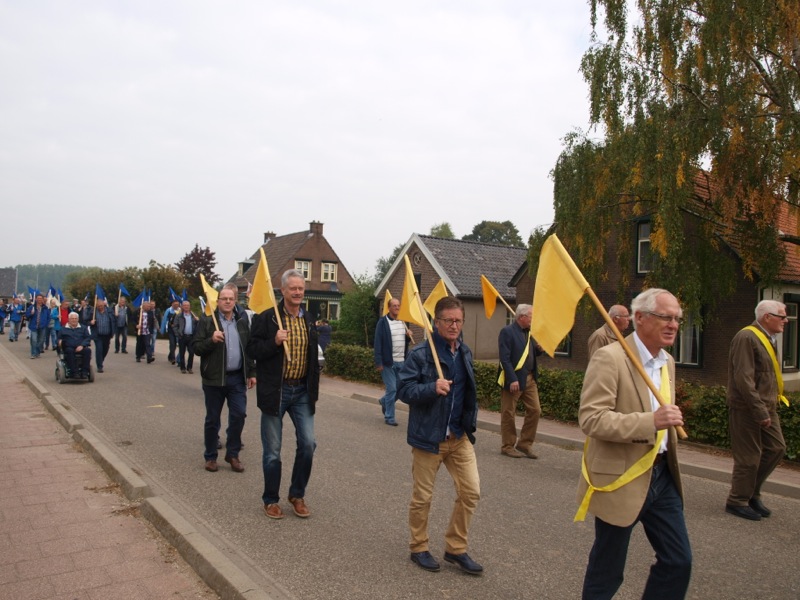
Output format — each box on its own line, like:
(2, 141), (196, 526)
(248, 301), (320, 416)
(172, 311), (199, 338)
(193, 306), (255, 387)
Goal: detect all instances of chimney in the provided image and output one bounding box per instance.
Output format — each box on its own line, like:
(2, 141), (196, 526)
(309, 221), (324, 236)
(264, 231), (276, 243)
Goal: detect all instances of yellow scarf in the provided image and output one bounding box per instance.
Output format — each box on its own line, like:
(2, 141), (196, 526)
(574, 364), (670, 522)
(744, 326), (789, 407)
(497, 329), (531, 387)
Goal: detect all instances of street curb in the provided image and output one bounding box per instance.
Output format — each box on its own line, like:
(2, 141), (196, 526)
(141, 497), (285, 600)
(72, 427), (152, 501)
(40, 392), (84, 433)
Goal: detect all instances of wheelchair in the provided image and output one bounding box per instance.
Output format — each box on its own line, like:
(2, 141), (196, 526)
(55, 348), (95, 383)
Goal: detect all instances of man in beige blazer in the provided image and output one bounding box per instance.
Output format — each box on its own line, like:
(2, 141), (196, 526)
(577, 288), (692, 600)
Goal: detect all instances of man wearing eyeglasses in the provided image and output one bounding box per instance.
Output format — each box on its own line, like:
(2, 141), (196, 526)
(397, 296), (482, 576)
(587, 304), (631, 358)
(578, 288), (691, 599)
(725, 300), (788, 521)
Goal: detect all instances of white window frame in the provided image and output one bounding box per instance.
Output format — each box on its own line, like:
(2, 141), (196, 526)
(295, 260), (311, 280)
(637, 221), (653, 274)
(783, 302), (798, 370)
(671, 313), (701, 366)
(321, 262), (337, 282)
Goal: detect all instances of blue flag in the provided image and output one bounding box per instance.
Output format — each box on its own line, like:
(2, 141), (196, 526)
(168, 287), (179, 303)
(48, 285), (57, 299)
(181, 288), (189, 302)
(57, 288), (64, 302)
(28, 285), (38, 300)
(199, 296), (206, 314)
(132, 290), (145, 308)
(95, 283), (107, 302)
(119, 283), (131, 297)
(84, 291), (90, 302)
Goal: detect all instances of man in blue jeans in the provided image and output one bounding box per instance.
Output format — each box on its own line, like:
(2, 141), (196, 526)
(248, 269), (320, 520)
(193, 284), (255, 474)
(374, 298), (410, 426)
(25, 294), (50, 358)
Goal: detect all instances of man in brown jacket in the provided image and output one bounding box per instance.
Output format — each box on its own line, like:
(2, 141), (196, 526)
(725, 299), (788, 520)
(577, 288), (691, 599)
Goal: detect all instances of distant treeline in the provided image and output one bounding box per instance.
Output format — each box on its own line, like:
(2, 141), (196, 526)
(14, 264), (90, 293)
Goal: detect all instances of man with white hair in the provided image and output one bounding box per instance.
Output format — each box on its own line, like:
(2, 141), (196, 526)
(587, 304), (631, 358)
(724, 299), (788, 521)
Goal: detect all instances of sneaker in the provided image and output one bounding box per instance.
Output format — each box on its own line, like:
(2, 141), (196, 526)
(288, 496), (310, 518)
(264, 503), (284, 519)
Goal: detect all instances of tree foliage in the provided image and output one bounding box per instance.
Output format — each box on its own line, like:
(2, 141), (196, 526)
(63, 262), (187, 308)
(462, 220), (524, 246)
(373, 242), (404, 286)
(175, 244), (220, 298)
(429, 222), (455, 239)
(338, 274), (378, 347)
(553, 1), (800, 315)
(15, 264), (85, 293)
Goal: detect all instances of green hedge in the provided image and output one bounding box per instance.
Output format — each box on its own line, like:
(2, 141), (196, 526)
(324, 344), (800, 460)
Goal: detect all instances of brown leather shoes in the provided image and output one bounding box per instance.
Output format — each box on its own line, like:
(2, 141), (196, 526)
(224, 455), (244, 473)
(501, 448), (525, 458)
(264, 503), (284, 519)
(288, 496), (310, 518)
(516, 446), (539, 459)
(204, 460), (218, 472)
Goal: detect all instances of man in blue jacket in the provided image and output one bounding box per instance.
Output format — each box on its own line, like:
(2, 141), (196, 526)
(397, 296), (482, 576)
(374, 297), (410, 426)
(26, 293), (50, 358)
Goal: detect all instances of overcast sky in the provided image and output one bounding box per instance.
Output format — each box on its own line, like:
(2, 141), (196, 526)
(1, 0), (595, 282)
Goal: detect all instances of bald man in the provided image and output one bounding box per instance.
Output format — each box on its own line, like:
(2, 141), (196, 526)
(587, 305), (631, 358)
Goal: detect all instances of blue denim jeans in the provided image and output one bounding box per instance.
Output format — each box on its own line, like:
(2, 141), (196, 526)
(582, 461), (692, 600)
(115, 327), (127, 352)
(203, 371), (247, 461)
(49, 326), (58, 350)
(29, 328), (47, 357)
(379, 362), (402, 423)
(260, 383), (316, 505)
(9, 320), (21, 341)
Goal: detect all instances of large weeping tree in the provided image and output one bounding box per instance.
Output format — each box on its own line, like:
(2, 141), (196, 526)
(552, 0), (800, 315)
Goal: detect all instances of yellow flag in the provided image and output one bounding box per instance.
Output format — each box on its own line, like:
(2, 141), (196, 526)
(382, 289), (393, 316)
(249, 248), (276, 314)
(200, 274), (218, 316)
(481, 275), (502, 319)
(423, 279), (448, 318)
(397, 255), (427, 328)
(531, 235), (589, 357)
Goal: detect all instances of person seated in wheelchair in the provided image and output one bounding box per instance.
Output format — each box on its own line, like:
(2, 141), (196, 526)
(58, 312), (92, 378)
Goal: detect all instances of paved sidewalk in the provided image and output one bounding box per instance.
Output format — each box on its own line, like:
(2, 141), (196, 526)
(326, 375), (800, 497)
(0, 349), (218, 599)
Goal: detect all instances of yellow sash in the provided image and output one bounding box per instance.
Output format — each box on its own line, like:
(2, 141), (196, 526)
(744, 326), (789, 407)
(574, 364), (670, 522)
(497, 330), (531, 387)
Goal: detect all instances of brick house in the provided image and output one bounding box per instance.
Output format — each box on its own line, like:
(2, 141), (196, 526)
(227, 221), (355, 321)
(375, 234), (528, 360)
(514, 179), (800, 390)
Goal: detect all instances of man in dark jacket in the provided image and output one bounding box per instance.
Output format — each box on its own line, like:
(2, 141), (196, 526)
(374, 298), (411, 426)
(497, 303), (543, 459)
(58, 312), (92, 377)
(397, 296), (482, 576)
(134, 301), (157, 363)
(25, 293), (50, 359)
(91, 299), (115, 373)
(193, 284), (256, 473)
(173, 300), (199, 374)
(248, 269), (320, 521)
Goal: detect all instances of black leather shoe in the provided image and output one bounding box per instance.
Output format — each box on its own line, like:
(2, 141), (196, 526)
(410, 551), (440, 572)
(725, 504), (761, 521)
(749, 498), (771, 517)
(444, 552), (483, 575)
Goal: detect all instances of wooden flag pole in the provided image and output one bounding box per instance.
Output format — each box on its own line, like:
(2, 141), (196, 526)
(413, 290), (444, 380)
(497, 294), (516, 318)
(585, 286), (688, 440)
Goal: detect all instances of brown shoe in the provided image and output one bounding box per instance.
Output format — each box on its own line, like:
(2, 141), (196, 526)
(516, 446), (538, 459)
(205, 460), (218, 472)
(288, 496), (310, 518)
(224, 455), (244, 473)
(264, 503), (284, 519)
(501, 448), (525, 458)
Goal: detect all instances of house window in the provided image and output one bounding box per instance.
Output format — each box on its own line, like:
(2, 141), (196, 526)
(671, 313), (701, 366)
(328, 302), (340, 321)
(322, 262), (337, 282)
(295, 260), (311, 280)
(783, 301), (798, 370)
(505, 309), (514, 326)
(637, 221), (653, 273)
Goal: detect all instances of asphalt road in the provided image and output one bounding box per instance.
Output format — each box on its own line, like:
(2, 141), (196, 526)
(9, 336), (800, 599)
